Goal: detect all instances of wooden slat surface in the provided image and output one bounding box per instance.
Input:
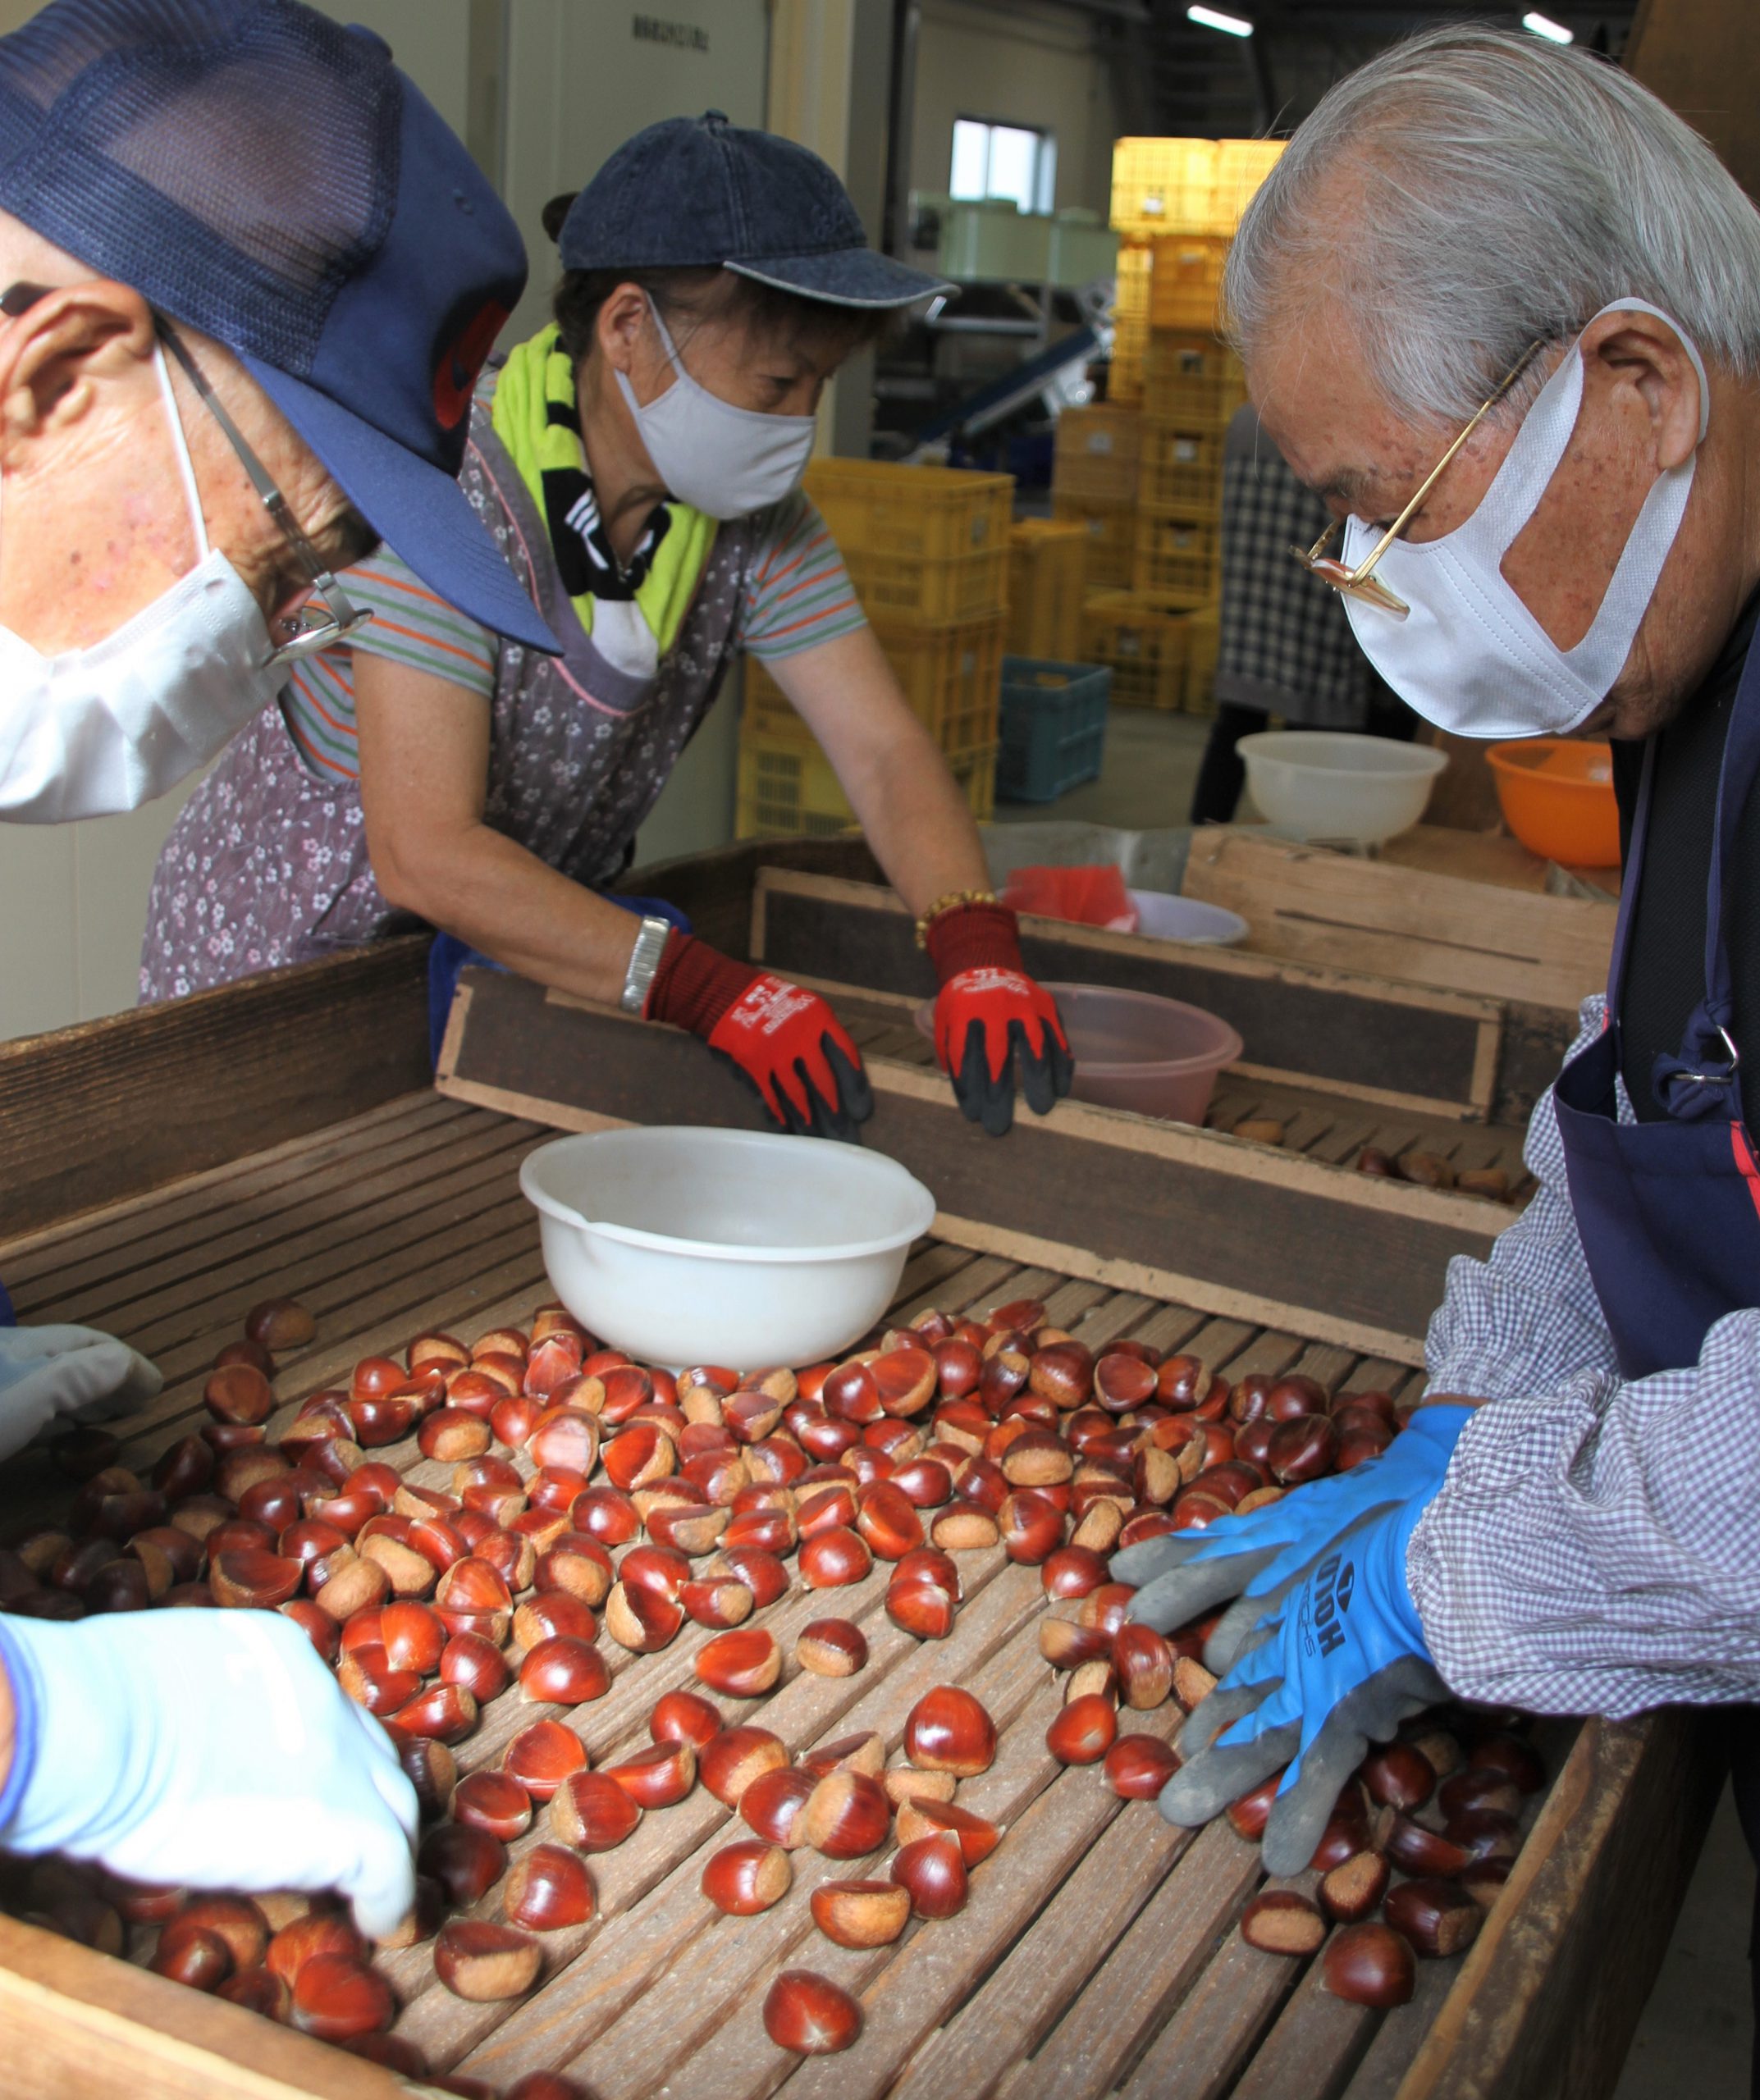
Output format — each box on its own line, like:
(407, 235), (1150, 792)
(2, 1093), (1698, 2100)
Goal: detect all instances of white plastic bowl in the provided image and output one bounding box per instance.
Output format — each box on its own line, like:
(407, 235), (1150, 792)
(519, 1127), (936, 1370)
(1237, 732), (1447, 846)
(1125, 889), (1249, 945)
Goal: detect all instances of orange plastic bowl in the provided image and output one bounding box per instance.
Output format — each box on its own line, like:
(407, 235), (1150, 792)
(1487, 737), (1621, 867)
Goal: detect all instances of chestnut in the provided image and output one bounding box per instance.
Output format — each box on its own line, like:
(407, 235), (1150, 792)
(418, 1824), (506, 1908)
(549, 1770), (642, 1852)
(1113, 1624), (1176, 1711)
(798, 1527), (872, 1589)
(650, 1689), (722, 1749)
(432, 1920), (543, 2002)
(1241, 1888), (1326, 1956)
(1323, 1921), (1415, 2007)
(290, 1952), (393, 2038)
(1041, 1545), (1110, 1600)
(452, 1770), (533, 1842)
(519, 1635), (610, 1707)
(503, 1844), (595, 1932)
(503, 1719), (588, 1801)
(886, 1576), (955, 1641)
(811, 1878), (911, 1948)
(894, 1797), (1002, 1866)
(162, 1896), (267, 1974)
(1047, 1692), (1118, 1765)
(1267, 1414), (1337, 1486)
(1384, 1875), (1484, 1958)
(1227, 1774), (1282, 1842)
(905, 1686), (997, 1775)
(389, 1682), (478, 1745)
(396, 1735), (457, 1824)
(1104, 1733), (1180, 1801)
(377, 1599), (446, 1676)
(797, 1618), (868, 1678)
(1319, 1849), (1390, 1924)
(151, 1924), (231, 1991)
(762, 1969), (862, 2056)
(890, 1829), (968, 1919)
(603, 1581), (683, 1654)
(204, 1363), (275, 1427)
(602, 1741), (696, 1809)
(246, 1297), (315, 1352)
(1360, 1741), (1437, 1812)
(739, 1766), (815, 1847)
(1468, 1732), (1546, 1794)
(679, 1576), (752, 1629)
(694, 1627), (781, 1698)
(798, 1732), (885, 1782)
(217, 1965), (291, 2020)
(699, 1726), (789, 1809)
(702, 1839), (792, 1916)
(800, 1770), (892, 1860)
(513, 1590), (597, 1651)
(208, 1549), (303, 1610)
(1383, 1813), (1472, 1879)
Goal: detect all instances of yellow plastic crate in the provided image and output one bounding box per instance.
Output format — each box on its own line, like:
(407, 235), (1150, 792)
(1111, 136), (1285, 240)
(1143, 330), (1246, 427)
(1149, 235), (1230, 332)
(1134, 508), (1221, 609)
(1109, 243), (1153, 403)
(737, 727), (995, 840)
(1138, 420), (1225, 512)
(841, 543), (1010, 627)
(1053, 404), (1141, 505)
(745, 615), (1003, 761)
(804, 458), (1013, 562)
(1183, 600), (1221, 717)
(1007, 521), (1089, 664)
(1053, 495), (1136, 592)
(1081, 591), (1191, 711)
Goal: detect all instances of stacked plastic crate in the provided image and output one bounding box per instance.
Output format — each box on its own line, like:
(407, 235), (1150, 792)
(1050, 404), (1139, 594)
(1083, 136), (1282, 714)
(735, 459), (1013, 840)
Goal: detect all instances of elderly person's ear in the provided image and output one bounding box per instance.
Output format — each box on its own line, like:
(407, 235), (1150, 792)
(0, 280), (157, 450)
(1584, 308), (1706, 473)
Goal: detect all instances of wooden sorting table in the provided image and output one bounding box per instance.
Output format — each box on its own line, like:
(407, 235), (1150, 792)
(0, 862), (1720, 2100)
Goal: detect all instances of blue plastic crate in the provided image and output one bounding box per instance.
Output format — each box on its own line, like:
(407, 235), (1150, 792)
(995, 656), (1111, 803)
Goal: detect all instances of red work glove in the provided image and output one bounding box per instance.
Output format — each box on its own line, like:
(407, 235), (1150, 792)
(926, 902), (1072, 1137)
(646, 932), (873, 1142)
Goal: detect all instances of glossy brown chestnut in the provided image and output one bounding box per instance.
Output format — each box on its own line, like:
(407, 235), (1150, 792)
(890, 1829), (967, 1919)
(389, 1682), (478, 1745)
(161, 1896), (267, 1974)
(905, 1686), (997, 1775)
(1047, 1692), (1118, 1765)
(1383, 1813), (1472, 1879)
(290, 1952), (393, 2038)
(762, 1969), (862, 2056)
(1104, 1733), (1180, 1801)
(245, 1297), (316, 1352)
(1360, 1741), (1437, 1812)
(798, 1731), (885, 1782)
(502, 1844), (595, 1932)
(738, 1765), (815, 1847)
(649, 1689), (722, 1750)
(519, 1636), (610, 1706)
(698, 1726), (789, 1809)
(694, 1627), (781, 1698)
(1467, 1732), (1546, 1794)
(1318, 1849), (1391, 1924)
(1113, 1623), (1176, 1710)
(451, 1770), (533, 1842)
(811, 1879), (911, 1948)
(417, 1825), (506, 1909)
(503, 1720), (588, 1801)
(800, 1770), (891, 1860)
(602, 1580), (683, 1654)
(548, 1770), (642, 1852)
(1322, 1921), (1416, 2008)
(377, 1600), (446, 1676)
(151, 1924), (231, 1991)
(432, 1920), (543, 2002)
(512, 1590), (597, 1651)
(885, 1575), (956, 1641)
(797, 1618), (868, 1677)
(204, 1363), (275, 1427)
(216, 1965), (291, 2020)
(1384, 1875), (1484, 1958)
(701, 1839), (793, 1916)
(1241, 1888), (1327, 1955)
(798, 1526), (872, 1589)
(894, 1797), (1002, 1866)
(602, 1740), (696, 1809)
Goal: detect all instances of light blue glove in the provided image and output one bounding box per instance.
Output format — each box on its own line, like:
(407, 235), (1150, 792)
(0, 1324), (162, 1463)
(1133, 1408), (1472, 1875)
(0, 1609), (418, 1938)
(1113, 1407), (1472, 1669)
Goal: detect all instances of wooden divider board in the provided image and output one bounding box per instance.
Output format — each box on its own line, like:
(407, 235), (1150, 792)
(749, 870), (1506, 1124)
(435, 971), (1511, 1367)
(1180, 829), (1616, 1014)
(0, 1088), (1716, 2100)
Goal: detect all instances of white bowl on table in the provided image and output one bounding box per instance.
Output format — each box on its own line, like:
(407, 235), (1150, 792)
(1125, 890), (1249, 946)
(519, 1126), (936, 1371)
(1237, 731), (1447, 847)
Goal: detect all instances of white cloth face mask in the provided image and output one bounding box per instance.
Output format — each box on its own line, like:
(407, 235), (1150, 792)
(1339, 299), (1711, 741)
(616, 303), (817, 519)
(0, 343), (283, 823)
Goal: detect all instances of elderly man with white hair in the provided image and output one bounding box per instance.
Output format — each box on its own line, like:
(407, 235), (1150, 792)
(0, 0), (561, 1944)
(1118, 22), (1760, 1917)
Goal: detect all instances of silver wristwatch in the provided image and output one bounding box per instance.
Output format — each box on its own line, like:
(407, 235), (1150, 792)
(619, 914), (673, 1014)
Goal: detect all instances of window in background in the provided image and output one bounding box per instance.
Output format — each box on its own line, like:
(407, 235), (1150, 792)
(950, 118), (1057, 213)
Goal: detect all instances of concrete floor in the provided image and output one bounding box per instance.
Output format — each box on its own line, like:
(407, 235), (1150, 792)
(996, 705), (1756, 2098)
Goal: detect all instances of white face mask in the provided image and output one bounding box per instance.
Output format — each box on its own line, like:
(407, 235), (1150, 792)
(615, 304), (817, 519)
(0, 343), (284, 824)
(1339, 299), (1711, 742)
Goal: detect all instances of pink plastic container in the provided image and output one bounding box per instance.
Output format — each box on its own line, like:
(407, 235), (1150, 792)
(916, 981), (1241, 1125)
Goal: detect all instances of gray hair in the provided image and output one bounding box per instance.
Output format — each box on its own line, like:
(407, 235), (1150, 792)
(1223, 25), (1760, 424)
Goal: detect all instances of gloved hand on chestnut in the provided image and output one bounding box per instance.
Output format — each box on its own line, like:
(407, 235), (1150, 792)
(0, 1609), (418, 1937)
(1113, 1405), (1472, 1874)
(0, 1322), (162, 1463)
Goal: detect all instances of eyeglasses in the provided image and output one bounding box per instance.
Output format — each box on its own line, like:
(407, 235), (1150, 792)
(0, 281), (373, 668)
(1289, 340), (1548, 620)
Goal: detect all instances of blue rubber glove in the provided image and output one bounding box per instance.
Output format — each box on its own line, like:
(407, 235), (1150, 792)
(1113, 1408), (1473, 1670)
(0, 1610), (418, 1938)
(1127, 1408), (1471, 1875)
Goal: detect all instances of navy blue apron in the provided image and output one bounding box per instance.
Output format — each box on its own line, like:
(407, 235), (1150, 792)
(1552, 629), (1760, 2092)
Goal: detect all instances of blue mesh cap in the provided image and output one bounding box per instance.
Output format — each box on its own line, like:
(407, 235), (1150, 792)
(0, 0), (557, 651)
(559, 112), (951, 310)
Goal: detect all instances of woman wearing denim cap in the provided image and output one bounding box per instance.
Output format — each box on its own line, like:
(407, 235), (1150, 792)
(144, 112), (1073, 1142)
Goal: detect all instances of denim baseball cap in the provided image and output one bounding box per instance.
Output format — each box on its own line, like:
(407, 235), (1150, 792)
(560, 111), (951, 310)
(0, 0), (557, 652)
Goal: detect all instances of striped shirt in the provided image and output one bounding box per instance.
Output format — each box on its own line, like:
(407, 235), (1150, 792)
(280, 486), (864, 781)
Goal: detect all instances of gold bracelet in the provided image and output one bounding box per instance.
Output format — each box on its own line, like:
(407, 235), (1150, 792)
(913, 888), (999, 948)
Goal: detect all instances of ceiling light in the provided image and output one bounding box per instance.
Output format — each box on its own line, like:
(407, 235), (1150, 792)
(1187, 5), (1253, 36)
(1521, 11), (1574, 42)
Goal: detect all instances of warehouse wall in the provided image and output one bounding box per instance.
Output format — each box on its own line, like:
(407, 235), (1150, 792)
(910, 0), (1118, 219)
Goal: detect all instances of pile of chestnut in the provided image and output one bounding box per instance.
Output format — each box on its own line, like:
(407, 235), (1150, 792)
(0, 1287), (1547, 2077)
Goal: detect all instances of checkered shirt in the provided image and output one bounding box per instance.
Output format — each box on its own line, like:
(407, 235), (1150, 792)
(1407, 994), (1760, 1717)
(1217, 408), (1370, 728)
